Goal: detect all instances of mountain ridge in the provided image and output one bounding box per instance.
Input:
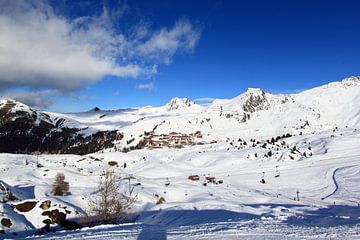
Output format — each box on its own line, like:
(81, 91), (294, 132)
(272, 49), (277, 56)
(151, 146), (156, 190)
(1, 76), (360, 154)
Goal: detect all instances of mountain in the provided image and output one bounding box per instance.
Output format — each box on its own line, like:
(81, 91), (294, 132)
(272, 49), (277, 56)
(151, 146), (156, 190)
(0, 98), (122, 155)
(165, 97), (196, 111)
(89, 107), (101, 112)
(114, 76), (360, 152)
(1, 77), (360, 238)
(1, 76), (360, 155)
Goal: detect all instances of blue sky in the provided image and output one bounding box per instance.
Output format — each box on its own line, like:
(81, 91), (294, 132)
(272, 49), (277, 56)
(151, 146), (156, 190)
(0, 0), (359, 112)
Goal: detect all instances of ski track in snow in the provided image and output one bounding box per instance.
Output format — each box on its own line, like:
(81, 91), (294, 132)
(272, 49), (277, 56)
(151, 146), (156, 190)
(2, 136), (360, 239)
(321, 165), (355, 201)
(2, 77), (360, 239)
(25, 219), (360, 240)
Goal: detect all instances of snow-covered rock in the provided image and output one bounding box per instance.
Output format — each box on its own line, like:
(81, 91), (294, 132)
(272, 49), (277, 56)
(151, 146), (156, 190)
(166, 97), (194, 111)
(340, 75), (360, 86)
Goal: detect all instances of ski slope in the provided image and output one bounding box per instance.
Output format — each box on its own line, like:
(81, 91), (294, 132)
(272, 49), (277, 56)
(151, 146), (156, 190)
(1, 77), (360, 239)
(0, 127), (360, 239)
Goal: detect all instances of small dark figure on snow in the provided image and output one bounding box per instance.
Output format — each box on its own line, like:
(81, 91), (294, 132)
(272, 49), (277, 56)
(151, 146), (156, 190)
(260, 172), (266, 184)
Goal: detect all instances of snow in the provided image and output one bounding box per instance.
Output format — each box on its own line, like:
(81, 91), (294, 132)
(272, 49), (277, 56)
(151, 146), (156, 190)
(1, 77), (360, 239)
(165, 97), (198, 111)
(1, 128), (359, 239)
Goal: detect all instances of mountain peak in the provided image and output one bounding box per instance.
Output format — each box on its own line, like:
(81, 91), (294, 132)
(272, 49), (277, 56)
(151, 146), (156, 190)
(90, 107), (102, 112)
(245, 88), (266, 95)
(241, 88), (269, 113)
(166, 97), (194, 111)
(231, 88), (267, 103)
(341, 76), (360, 86)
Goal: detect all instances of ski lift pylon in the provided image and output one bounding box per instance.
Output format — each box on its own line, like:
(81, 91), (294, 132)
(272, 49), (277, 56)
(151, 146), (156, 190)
(260, 172), (266, 184)
(165, 177), (170, 187)
(275, 165), (280, 178)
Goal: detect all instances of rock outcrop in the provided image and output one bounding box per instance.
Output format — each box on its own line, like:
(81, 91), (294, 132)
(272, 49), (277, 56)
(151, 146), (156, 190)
(166, 98), (194, 111)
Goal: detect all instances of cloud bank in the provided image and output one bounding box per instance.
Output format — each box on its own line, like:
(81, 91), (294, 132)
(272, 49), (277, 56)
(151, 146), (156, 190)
(3, 90), (58, 109)
(0, 1), (201, 100)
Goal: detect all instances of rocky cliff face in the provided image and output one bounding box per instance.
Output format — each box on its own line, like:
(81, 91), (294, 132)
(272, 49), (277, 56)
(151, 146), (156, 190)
(241, 88), (270, 113)
(166, 98), (194, 111)
(0, 100), (123, 155)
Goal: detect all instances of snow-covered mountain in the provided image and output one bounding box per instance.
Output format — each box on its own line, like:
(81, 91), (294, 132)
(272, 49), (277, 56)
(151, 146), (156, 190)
(1, 76), (360, 155)
(0, 98), (122, 154)
(1, 77), (360, 238)
(165, 97), (196, 111)
(107, 76), (360, 152)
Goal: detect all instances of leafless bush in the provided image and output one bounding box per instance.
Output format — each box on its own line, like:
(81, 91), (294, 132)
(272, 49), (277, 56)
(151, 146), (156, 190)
(88, 169), (136, 224)
(52, 173), (69, 196)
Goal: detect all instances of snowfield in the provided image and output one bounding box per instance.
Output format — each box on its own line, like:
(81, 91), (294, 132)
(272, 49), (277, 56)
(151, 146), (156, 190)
(1, 77), (360, 239)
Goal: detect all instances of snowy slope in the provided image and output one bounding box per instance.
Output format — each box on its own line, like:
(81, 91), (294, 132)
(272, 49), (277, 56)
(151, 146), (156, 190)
(3, 76), (360, 154)
(1, 127), (360, 239)
(0, 77), (360, 239)
(74, 76), (360, 151)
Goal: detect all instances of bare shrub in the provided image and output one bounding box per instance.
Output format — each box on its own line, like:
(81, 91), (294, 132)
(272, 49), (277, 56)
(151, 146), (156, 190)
(88, 169), (135, 224)
(52, 173), (69, 196)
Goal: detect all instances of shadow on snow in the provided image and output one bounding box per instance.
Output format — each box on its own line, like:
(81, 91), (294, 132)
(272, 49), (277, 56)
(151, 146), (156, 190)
(5, 204), (360, 239)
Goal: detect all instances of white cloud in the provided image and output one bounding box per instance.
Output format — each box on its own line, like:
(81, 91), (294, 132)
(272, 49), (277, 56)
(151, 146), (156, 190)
(0, 1), (140, 92)
(3, 90), (58, 109)
(134, 19), (201, 64)
(0, 1), (201, 93)
(136, 82), (154, 90)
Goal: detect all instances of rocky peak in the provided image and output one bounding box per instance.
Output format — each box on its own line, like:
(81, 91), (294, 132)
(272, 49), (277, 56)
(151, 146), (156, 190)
(0, 100), (17, 115)
(166, 98), (194, 111)
(90, 107), (101, 112)
(241, 88), (269, 113)
(244, 88), (266, 96)
(340, 76), (360, 86)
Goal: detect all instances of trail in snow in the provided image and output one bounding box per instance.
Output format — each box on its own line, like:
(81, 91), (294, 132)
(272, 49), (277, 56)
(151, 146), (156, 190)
(2, 100), (360, 239)
(321, 167), (342, 201)
(320, 164), (359, 203)
(25, 215), (360, 240)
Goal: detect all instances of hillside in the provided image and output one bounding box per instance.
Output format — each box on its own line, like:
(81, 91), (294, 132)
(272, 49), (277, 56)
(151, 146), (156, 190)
(0, 99), (122, 154)
(2, 76), (360, 155)
(0, 77), (360, 239)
